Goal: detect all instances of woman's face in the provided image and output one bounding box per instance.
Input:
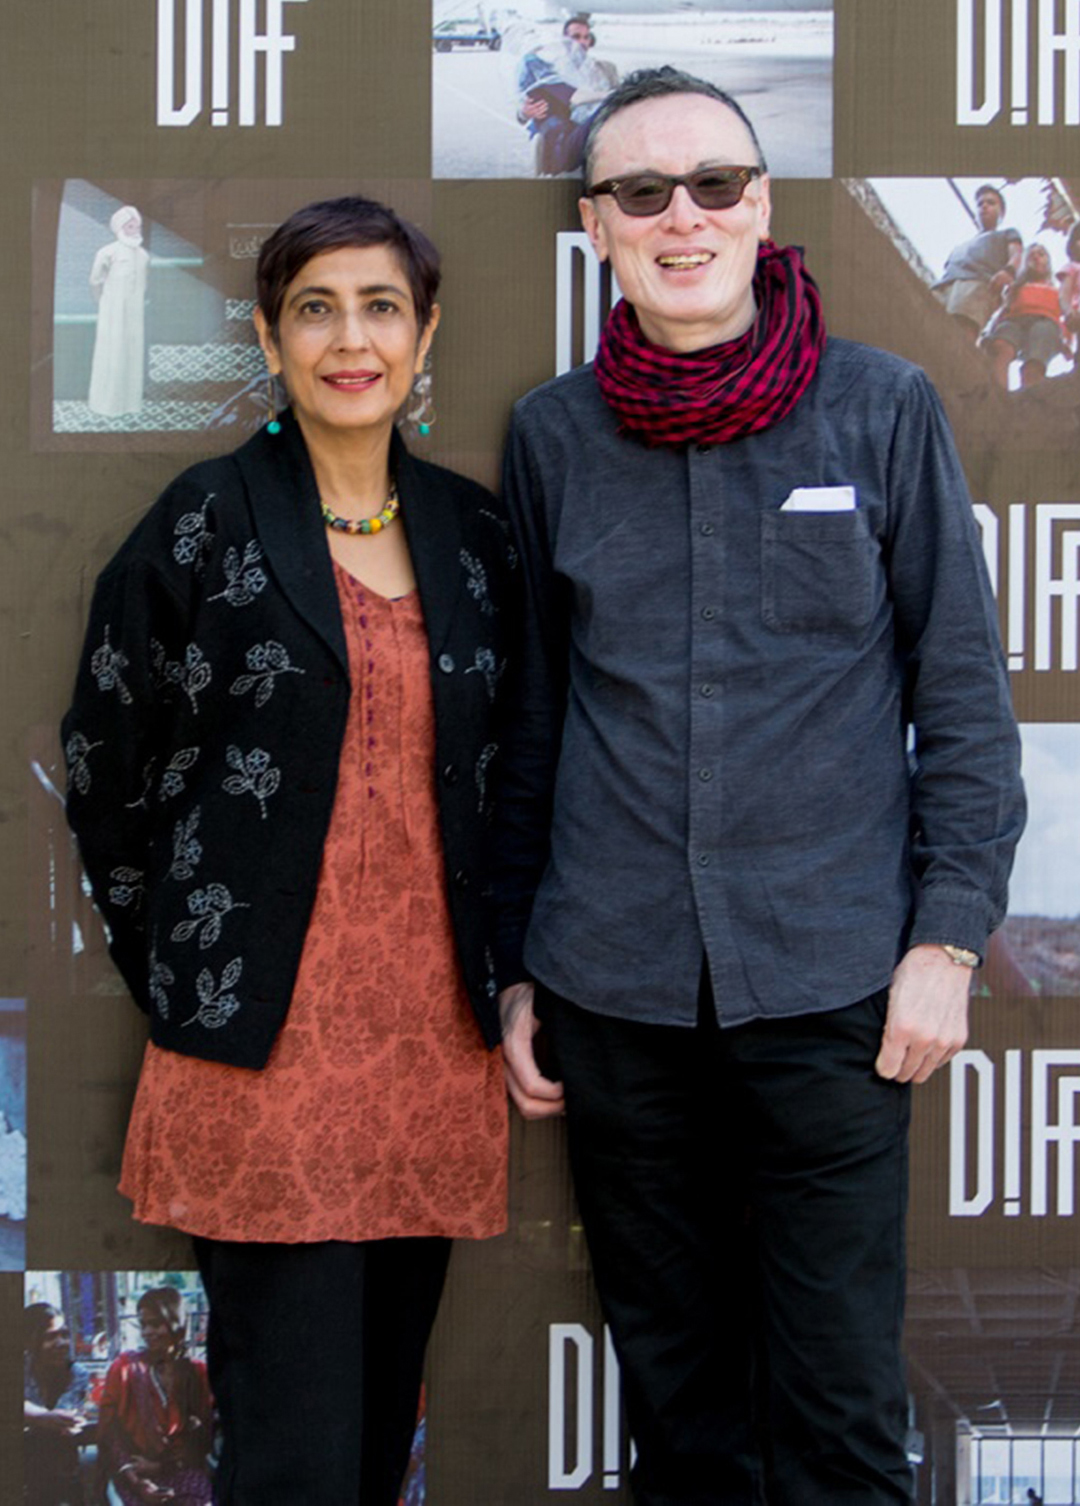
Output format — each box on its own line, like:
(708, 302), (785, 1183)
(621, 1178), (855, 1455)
(255, 243), (439, 446)
(138, 1307), (173, 1357)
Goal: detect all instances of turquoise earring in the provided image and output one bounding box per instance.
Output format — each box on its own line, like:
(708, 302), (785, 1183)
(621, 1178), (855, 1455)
(266, 372), (281, 435)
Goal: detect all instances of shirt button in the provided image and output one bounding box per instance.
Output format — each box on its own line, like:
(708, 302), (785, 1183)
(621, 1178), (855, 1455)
(698, 768), (713, 782)
(438, 653), (455, 673)
(700, 683), (715, 698)
(701, 606), (716, 621)
(453, 868), (470, 888)
(697, 853), (710, 868)
(442, 764), (460, 785)
(700, 522), (715, 536)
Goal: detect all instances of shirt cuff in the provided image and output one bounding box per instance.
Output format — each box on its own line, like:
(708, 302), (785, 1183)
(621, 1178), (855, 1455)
(907, 886), (998, 966)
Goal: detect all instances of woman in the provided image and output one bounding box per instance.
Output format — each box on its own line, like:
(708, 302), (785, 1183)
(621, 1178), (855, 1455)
(981, 241), (1068, 388)
(24, 1304), (91, 1506)
(98, 1288), (213, 1506)
(61, 196), (512, 1504)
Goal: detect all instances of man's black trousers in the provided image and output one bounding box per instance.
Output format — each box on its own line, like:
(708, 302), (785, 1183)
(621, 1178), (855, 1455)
(538, 979), (914, 1506)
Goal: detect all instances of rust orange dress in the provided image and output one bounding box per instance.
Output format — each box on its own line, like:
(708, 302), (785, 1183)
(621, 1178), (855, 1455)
(119, 561), (508, 1243)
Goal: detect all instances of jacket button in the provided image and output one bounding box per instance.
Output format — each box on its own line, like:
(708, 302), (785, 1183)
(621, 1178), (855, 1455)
(443, 764), (460, 785)
(438, 653), (455, 673)
(454, 868), (470, 888)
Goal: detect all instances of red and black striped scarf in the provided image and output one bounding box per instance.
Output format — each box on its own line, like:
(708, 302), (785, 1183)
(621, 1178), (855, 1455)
(592, 242), (825, 447)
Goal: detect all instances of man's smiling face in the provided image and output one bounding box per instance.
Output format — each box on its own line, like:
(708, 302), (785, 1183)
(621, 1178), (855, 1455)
(579, 92), (771, 353)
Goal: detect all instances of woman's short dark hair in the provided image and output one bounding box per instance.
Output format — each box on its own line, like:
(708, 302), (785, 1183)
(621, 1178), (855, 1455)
(583, 66), (768, 186)
(256, 196), (441, 335)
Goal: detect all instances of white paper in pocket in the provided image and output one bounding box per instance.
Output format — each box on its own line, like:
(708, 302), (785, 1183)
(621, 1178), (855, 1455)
(779, 485), (857, 513)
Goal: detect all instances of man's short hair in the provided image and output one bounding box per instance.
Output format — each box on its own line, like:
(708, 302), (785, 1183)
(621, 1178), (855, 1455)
(563, 13), (591, 34)
(583, 66), (768, 187)
(975, 183), (1006, 214)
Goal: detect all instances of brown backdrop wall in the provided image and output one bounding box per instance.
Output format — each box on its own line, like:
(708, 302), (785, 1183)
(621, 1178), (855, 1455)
(3, 2), (1079, 1501)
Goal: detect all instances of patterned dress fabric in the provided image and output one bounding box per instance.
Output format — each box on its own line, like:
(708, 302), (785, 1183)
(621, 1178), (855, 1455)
(120, 561), (508, 1242)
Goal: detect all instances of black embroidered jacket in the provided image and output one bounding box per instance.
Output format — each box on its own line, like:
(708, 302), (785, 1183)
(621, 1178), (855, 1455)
(61, 414), (515, 1067)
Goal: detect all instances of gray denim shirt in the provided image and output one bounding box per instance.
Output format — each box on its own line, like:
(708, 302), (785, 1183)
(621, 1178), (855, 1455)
(496, 337), (1025, 1028)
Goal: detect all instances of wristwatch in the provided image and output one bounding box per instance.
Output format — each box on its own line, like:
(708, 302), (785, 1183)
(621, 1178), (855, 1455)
(941, 944), (980, 969)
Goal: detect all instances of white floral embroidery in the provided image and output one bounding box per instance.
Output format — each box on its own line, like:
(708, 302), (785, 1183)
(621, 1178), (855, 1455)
(208, 541), (267, 607)
(229, 641), (305, 708)
(64, 732), (102, 795)
(90, 627), (133, 704)
(173, 494), (215, 576)
(222, 745), (280, 819)
(464, 647), (504, 702)
(150, 640), (212, 713)
(475, 742), (498, 814)
(171, 882), (250, 950)
(182, 957), (243, 1030)
(484, 945), (498, 1000)
(158, 747), (200, 801)
(125, 760), (156, 812)
(148, 948), (174, 1020)
(460, 549), (495, 616)
(108, 866), (145, 909)
(479, 507), (519, 571)
(170, 808), (203, 882)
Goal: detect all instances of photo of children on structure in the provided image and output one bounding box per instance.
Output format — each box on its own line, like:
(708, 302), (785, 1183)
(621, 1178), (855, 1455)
(431, 1), (833, 180)
(983, 724), (1080, 999)
(848, 176), (1080, 396)
(23, 1269), (429, 1505)
(0, 997), (26, 1271)
(23, 1272), (214, 1506)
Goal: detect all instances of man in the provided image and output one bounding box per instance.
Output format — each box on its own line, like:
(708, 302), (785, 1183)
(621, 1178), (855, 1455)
(517, 15), (618, 176)
(496, 68), (1024, 1505)
(932, 183), (1022, 341)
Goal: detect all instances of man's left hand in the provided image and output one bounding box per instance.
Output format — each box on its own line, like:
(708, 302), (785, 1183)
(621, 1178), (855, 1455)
(874, 944), (972, 1085)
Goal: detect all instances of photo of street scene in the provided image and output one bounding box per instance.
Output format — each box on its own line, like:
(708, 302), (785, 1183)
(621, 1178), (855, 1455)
(432, 1), (833, 179)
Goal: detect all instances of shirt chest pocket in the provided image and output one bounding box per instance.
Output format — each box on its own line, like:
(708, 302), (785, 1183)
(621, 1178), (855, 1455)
(760, 508), (879, 635)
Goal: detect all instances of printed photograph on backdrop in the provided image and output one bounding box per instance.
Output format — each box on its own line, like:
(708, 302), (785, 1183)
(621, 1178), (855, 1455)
(0, 998), (26, 1271)
(21, 1268), (429, 1506)
(22, 1271), (214, 1506)
(904, 1265), (1080, 1505)
(844, 176), (1080, 441)
(986, 723), (1080, 999)
(31, 177), (433, 450)
(431, 0), (833, 180)
(41, 180), (233, 440)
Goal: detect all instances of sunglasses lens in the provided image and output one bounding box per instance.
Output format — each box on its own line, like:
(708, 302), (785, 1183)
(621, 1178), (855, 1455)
(613, 177), (673, 215)
(688, 171), (747, 209)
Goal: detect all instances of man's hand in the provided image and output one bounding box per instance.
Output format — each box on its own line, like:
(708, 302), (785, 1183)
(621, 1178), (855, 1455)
(499, 982), (565, 1119)
(521, 96), (549, 121)
(875, 944), (972, 1084)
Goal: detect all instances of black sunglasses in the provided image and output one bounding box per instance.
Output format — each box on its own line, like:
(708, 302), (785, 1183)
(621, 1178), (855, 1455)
(584, 166), (762, 217)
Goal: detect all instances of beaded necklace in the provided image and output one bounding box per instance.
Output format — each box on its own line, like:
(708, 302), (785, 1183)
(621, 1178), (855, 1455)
(320, 479), (399, 536)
